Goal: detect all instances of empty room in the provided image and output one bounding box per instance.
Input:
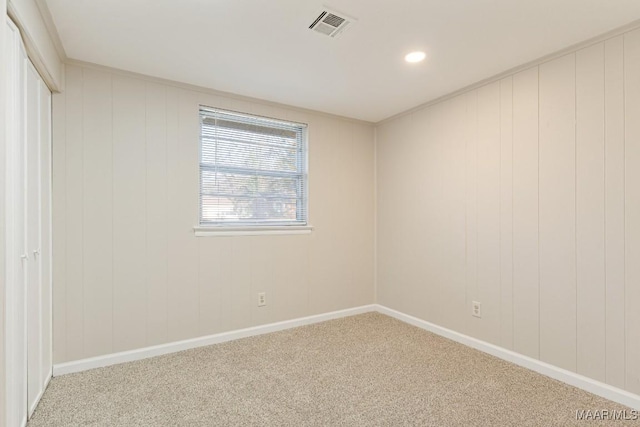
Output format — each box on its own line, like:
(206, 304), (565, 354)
(2, 0), (640, 425)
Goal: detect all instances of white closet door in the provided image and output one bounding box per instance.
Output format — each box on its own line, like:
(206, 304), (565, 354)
(5, 19), (28, 427)
(26, 61), (44, 417)
(5, 17), (53, 427)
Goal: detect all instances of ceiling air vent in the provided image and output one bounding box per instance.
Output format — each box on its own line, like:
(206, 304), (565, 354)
(309, 8), (355, 38)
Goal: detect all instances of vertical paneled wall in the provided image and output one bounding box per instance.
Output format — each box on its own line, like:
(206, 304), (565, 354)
(52, 64), (375, 364)
(376, 29), (640, 395)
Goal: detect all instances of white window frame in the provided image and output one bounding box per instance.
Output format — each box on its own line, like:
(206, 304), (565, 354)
(194, 106), (312, 237)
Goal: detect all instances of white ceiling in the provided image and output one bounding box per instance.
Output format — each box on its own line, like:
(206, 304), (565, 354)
(46, 0), (640, 122)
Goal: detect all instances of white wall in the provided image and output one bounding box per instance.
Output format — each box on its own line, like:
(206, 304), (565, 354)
(52, 63), (375, 364)
(376, 28), (640, 395)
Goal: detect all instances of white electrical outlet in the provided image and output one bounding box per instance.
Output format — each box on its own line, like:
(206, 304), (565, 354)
(472, 301), (482, 318)
(258, 292), (266, 307)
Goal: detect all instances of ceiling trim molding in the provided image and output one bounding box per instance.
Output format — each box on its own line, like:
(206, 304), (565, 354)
(376, 17), (640, 126)
(7, 0), (62, 92)
(63, 58), (375, 126)
(34, 0), (67, 61)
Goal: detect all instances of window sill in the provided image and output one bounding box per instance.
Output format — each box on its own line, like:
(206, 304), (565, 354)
(193, 225), (314, 237)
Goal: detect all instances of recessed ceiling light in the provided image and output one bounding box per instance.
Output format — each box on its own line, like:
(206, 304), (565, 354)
(405, 51), (426, 63)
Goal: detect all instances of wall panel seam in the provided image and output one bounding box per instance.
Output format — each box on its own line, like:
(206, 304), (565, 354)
(110, 73), (114, 354)
(80, 67), (85, 358)
(144, 82), (149, 345)
(537, 65), (541, 360)
(499, 83), (503, 342)
(511, 78), (515, 351)
(603, 42), (607, 379)
(575, 52), (578, 371)
(622, 34), (627, 390)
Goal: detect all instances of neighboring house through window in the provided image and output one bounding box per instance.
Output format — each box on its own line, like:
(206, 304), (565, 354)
(199, 106), (308, 227)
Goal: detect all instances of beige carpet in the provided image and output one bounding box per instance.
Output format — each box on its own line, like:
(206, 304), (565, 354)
(28, 313), (637, 426)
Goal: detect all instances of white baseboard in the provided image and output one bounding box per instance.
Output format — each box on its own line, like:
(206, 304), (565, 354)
(53, 304), (377, 376)
(52, 302), (640, 411)
(375, 304), (640, 411)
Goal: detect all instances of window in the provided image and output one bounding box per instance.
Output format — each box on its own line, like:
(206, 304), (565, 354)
(199, 106), (308, 227)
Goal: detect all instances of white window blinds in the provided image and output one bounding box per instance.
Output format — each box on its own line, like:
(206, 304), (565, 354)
(199, 106), (308, 226)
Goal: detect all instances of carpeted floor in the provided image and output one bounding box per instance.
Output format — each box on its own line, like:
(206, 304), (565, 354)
(28, 313), (637, 426)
